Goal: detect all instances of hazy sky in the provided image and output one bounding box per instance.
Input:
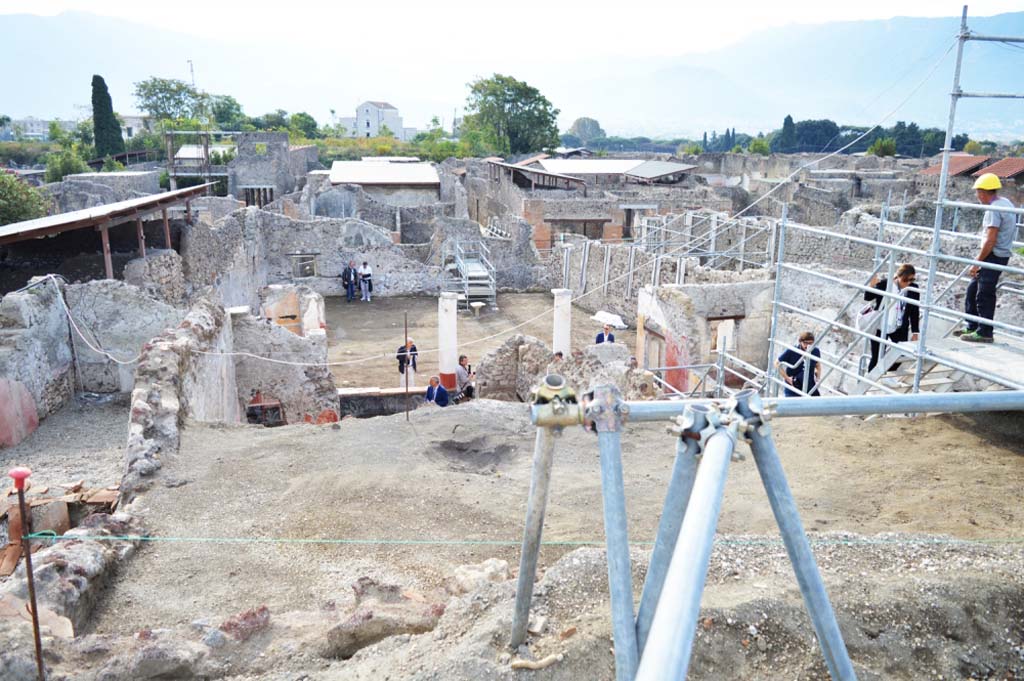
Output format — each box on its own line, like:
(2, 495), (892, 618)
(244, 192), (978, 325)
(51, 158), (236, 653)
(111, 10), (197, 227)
(6, 0), (1022, 60)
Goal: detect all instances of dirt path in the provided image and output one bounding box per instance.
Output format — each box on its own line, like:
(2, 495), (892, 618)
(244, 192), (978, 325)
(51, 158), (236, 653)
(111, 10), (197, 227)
(325, 293), (636, 389)
(89, 401), (1024, 637)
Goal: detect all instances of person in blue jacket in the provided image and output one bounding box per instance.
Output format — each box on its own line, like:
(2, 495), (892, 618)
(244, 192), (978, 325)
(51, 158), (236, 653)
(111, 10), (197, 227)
(596, 324), (615, 344)
(776, 331), (821, 397)
(425, 376), (449, 407)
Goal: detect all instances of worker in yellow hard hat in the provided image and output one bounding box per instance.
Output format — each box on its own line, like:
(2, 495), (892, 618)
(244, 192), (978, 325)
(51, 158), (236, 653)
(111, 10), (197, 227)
(956, 172), (1017, 343)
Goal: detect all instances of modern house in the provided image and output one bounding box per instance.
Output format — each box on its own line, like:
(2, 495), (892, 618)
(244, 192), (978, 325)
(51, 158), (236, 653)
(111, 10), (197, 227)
(337, 101), (418, 141)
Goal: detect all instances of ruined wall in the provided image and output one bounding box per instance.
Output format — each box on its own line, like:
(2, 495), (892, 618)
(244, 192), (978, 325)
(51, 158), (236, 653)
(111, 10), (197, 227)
(122, 250), (187, 306)
(428, 216), (549, 291)
(231, 314), (338, 424)
(124, 292), (240, 495)
(45, 171), (161, 213)
(64, 280), (186, 394)
(260, 284), (326, 337)
(0, 278), (73, 445)
(228, 132), (299, 200)
(364, 185), (441, 207)
(181, 206), (269, 310)
(476, 333), (659, 402)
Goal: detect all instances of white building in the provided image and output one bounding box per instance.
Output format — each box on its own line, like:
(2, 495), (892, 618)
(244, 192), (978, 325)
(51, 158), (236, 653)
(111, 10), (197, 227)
(0, 117), (75, 141)
(337, 101), (418, 141)
(120, 115), (153, 140)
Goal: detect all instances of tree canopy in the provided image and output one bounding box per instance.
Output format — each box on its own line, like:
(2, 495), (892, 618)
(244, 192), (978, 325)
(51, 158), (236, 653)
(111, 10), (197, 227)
(211, 95), (246, 130)
(133, 77), (201, 121)
(0, 172), (48, 226)
(465, 74), (560, 155)
(92, 75), (124, 158)
(567, 117), (605, 144)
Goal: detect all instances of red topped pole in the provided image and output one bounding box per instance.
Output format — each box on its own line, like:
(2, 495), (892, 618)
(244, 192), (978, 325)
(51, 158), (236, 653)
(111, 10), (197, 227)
(8, 467), (45, 681)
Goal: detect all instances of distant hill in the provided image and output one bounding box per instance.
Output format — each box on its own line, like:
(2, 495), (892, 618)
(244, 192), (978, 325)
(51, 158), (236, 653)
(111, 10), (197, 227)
(2, 10), (1022, 140)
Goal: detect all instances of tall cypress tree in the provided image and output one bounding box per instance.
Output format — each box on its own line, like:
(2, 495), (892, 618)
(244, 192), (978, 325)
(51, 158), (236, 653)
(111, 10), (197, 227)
(92, 75), (125, 158)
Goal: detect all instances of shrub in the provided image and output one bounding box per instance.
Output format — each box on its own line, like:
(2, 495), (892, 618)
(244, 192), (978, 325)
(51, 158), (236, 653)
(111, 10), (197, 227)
(867, 137), (897, 157)
(0, 171), (48, 225)
(45, 148), (91, 182)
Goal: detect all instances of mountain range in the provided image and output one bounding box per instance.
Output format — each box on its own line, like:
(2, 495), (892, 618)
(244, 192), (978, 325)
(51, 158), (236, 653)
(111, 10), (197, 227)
(3, 10), (1022, 140)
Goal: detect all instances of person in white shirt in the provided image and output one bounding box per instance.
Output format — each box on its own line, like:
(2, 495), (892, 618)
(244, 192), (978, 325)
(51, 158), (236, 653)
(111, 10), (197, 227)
(358, 261), (373, 302)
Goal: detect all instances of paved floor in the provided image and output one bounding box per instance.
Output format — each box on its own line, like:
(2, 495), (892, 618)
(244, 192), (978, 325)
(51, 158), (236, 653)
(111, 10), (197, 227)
(324, 293), (636, 389)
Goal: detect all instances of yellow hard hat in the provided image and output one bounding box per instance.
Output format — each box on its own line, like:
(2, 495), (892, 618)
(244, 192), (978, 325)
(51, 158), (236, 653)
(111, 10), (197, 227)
(973, 173), (1002, 191)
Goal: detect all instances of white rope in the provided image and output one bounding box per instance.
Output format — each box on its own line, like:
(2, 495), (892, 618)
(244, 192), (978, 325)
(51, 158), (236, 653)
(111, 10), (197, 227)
(49, 276), (143, 366)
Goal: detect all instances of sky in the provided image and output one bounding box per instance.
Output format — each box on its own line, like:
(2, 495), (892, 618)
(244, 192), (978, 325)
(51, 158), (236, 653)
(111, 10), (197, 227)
(5, 0), (1023, 60)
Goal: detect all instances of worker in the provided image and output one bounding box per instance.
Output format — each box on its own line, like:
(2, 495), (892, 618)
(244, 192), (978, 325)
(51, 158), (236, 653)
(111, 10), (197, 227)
(775, 331), (821, 397)
(397, 338), (418, 388)
(596, 324), (615, 344)
(957, 173), (1017, 344)
(425, 376), (449, 407)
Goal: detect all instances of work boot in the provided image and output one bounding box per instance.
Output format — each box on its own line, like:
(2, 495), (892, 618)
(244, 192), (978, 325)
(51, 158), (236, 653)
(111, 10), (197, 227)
(958, 331), (994, 344)
(951, 327), (973, 337)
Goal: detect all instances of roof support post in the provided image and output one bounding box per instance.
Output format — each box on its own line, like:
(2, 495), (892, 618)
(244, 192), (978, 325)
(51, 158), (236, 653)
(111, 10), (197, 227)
(162, 207), (172, 249)
(185, 200), (192, 226)
(135, 217), (146, 258)
(99, 224), (113, 279)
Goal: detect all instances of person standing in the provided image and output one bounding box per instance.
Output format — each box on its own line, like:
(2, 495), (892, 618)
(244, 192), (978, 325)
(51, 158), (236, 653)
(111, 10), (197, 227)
(775, 331), (822, 397)
(358, 261), (373, 302)
(341, 260), (358, 303)
(864, 263), (920, 372)
(397, 338), (418, 388)
(957, 173), (1017, 344)
(425, 376), (449, 407)
(454, 354), (475, 402)
(596, 324), (615, 344)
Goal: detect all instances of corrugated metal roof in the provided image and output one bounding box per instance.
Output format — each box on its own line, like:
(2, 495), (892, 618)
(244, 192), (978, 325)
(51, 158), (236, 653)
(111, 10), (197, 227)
(329, 161), (439, 185)
(624, 160), (697, 180)
(973, 157), (1024, 179)
(538, 159), (644, 175)
(174, 144), (234, 160)
(486, 160), (586, 183)
(0, 183), (214, 242)
(920, 155), (989, 176)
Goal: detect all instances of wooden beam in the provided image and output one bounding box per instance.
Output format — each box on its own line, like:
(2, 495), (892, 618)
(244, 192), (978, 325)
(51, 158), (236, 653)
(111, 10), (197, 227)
(100, 225), (113, 279)
(162, 207), (172, 249)
(135, 217), (146, 258)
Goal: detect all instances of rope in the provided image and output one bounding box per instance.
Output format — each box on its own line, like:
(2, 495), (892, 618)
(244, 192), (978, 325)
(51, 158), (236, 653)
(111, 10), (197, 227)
(22, 531), (1024, 549)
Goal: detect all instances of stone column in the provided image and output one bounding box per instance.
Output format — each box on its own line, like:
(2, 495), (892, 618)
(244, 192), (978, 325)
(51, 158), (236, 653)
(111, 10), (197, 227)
(552, 288), (572, 357)
(438, 292), (458, 390)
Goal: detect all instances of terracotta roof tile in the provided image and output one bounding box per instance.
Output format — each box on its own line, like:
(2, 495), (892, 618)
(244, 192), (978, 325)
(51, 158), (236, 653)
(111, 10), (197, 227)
(973, 157), (1024, 179)
(920, 155), (989, 176)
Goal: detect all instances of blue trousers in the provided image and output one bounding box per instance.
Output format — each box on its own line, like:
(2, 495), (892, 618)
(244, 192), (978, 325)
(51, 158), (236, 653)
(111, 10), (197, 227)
(345, 281), (356, 302)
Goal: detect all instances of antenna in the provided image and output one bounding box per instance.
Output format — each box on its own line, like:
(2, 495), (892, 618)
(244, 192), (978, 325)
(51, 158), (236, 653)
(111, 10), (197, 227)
(187, 59), (196, 88)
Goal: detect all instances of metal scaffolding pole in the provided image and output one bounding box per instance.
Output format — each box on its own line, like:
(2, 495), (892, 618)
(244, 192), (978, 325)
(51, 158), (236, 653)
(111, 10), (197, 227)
(635, 404), (708, 654)
(913, 6), (968, 393)
(588, 385), (638, 681)
(735, 394), (857, 680)
(634, 415), (739, 681)
(765, 204), (787, 398)
(510, 426), (557, 648)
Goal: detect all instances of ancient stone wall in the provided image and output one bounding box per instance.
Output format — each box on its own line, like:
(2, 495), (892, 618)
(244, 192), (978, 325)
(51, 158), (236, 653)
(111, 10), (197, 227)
(0, 278), (73, 444)
(64, 280), (186, 393)
(122, 249), (187, 306)
(44, 171), (161, 213)
(231, 314), (338, 424)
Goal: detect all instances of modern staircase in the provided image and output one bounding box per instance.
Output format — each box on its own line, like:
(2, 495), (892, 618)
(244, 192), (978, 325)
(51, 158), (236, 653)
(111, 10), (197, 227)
(441, 240), (497, 310)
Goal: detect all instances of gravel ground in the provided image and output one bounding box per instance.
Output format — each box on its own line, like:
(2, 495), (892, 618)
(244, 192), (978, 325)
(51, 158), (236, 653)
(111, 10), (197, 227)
(0, 394), (127, 491)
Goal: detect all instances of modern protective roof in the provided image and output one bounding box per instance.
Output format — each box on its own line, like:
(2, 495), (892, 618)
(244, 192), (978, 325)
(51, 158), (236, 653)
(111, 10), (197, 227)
(973, 157), (1024, 179)
(486, 160), (586, 183)
(360, 156), (421, 163)
(624, 160), (697, 180)
(329, 161), (440, 185)
(538, 159), (645, 175)
(174, 144), (235, 160)
(920, 155), (989, 176)
(0, 183), (214, 245)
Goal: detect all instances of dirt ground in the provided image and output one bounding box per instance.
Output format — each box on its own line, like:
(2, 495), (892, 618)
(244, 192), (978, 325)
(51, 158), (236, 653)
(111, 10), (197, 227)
(89, 400), (1024, 641)
(325, 293), (636, 389)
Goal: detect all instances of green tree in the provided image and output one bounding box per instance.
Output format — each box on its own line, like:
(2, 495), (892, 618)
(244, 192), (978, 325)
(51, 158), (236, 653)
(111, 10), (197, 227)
(771, 115), (796, 153)
(289, 112), (319, 139)
(45, 147), (91, 182)
(48, 121), (72, 149)
(963, 139), (983, 155)
(866, 137), (896, 157)
(0, 172), (48, 225)
(378, 123), (395, 138)
(73, 120), (95, 148)
(210, 95), (246, 130)
(133, 77), (200, 120)
(465, 74), (560, 155)
(679, 143), (703, 155)
(567, 117), (605, 144)
(101, 156), (125, 171)
(749, 137), (771, 155)
(730, 144), (743, 153)
(92, 75), (125, 157)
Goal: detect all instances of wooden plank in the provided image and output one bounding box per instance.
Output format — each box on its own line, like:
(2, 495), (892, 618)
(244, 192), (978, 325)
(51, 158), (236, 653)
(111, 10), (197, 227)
(84, 489), (119, 505)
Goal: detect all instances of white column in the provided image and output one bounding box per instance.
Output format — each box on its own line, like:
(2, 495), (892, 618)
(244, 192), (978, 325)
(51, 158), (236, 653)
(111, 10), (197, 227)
(552, 288), (572, 356)
(438, 292), (458, 390)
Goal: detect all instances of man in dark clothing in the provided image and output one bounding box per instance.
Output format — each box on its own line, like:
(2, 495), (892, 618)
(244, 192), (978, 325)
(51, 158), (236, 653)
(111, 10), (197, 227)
(396, 339), (418, 388)
(776, 331), (821, 397)
(596, 324), (615, 344)
(425, 376), (449, 407)
(864, 263), (919, 372)
(341, 260), (357, 303)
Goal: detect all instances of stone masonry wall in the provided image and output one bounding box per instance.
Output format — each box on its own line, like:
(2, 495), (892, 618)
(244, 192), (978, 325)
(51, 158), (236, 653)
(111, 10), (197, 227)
(231, 314), (338, 424)
(64, 280), (186, 393)
(122, 249), (188, 306)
